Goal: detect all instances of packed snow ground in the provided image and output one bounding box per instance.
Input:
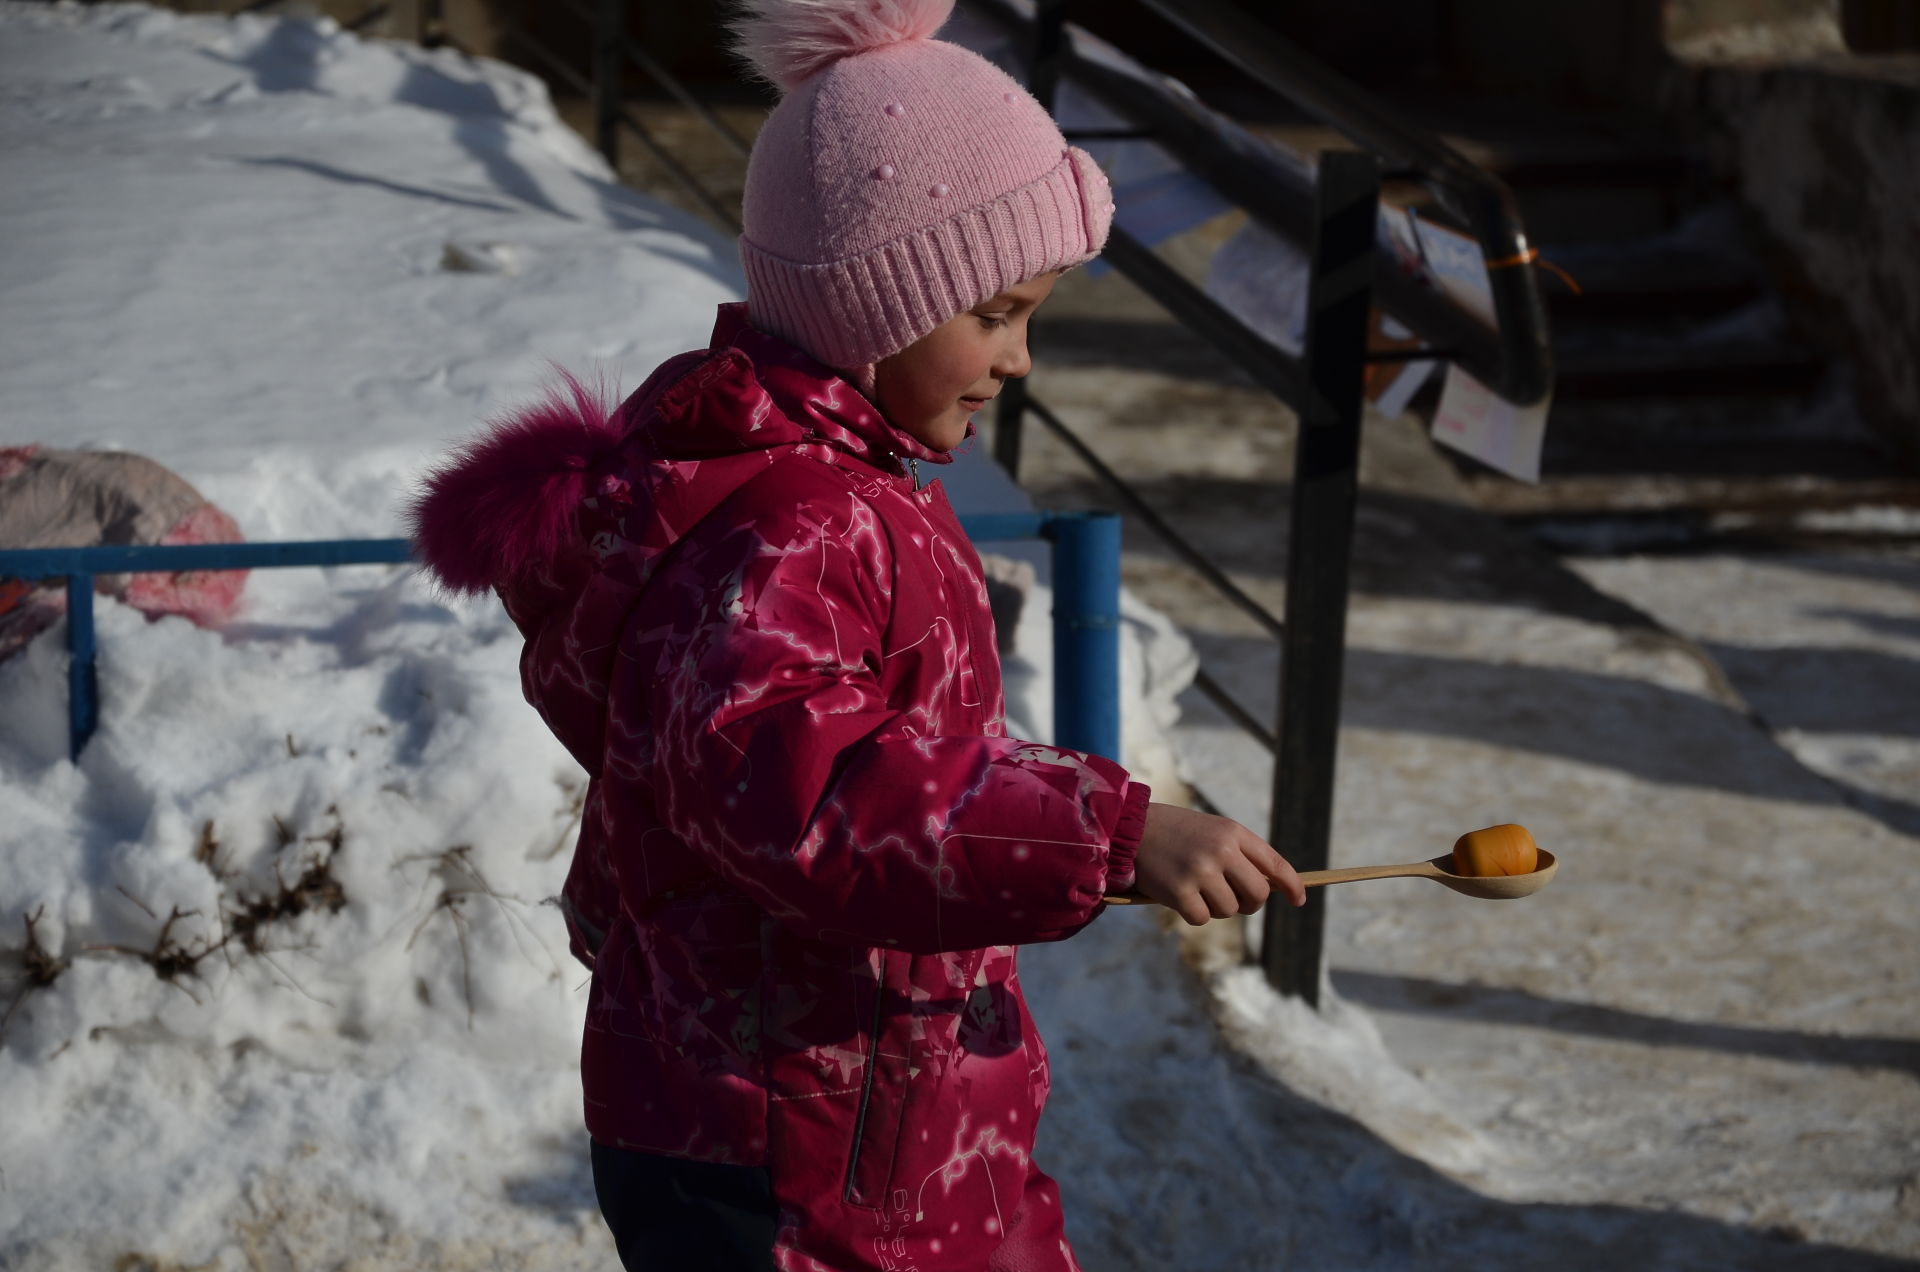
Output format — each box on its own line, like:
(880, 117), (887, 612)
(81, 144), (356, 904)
(2, 4), (1917, 1270)
(1010, 351), (1920, 1263)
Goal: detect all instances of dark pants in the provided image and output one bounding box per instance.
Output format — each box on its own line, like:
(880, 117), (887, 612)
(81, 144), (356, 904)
(590, 1138), (780, 1271)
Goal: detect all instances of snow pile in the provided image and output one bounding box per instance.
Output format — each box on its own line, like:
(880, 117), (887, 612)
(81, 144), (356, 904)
(1208, 968), (1496, 1180)
(0, 579), (605, 1268)
(992, 547), (1200, 800)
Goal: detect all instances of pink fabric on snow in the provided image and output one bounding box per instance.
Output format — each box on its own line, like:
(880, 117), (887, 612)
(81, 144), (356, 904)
(0, 447), (247, 661)
(122, 502), (248, 627)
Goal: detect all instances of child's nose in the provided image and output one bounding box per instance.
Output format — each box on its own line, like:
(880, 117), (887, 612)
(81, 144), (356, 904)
(993, 335), (1032, 381)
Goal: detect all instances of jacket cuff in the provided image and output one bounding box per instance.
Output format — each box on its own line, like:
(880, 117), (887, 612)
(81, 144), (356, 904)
(1103, 780), (1152, 894)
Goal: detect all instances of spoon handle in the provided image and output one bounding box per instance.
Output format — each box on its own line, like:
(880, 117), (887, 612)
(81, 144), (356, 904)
(1297, 861), (1438, 887)
(1103, 860), (1439, 904)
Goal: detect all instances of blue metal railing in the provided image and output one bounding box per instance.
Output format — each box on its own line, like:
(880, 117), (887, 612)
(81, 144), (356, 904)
(0, 511), (1121, 765)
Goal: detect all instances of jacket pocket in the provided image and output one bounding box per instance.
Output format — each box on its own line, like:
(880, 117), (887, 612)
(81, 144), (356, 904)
(844, 950), (914, 1210)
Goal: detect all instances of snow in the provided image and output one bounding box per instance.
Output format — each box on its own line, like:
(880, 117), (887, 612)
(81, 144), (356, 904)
(4, 3), (1918, 1269)
(1569, 548), (1920, 833)
(1, 2), (742, 541)
(1090, 433), (1920, 1260)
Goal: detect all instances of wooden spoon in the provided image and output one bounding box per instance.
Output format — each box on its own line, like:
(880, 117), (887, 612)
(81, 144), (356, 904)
(1103, 849), (1558, 905)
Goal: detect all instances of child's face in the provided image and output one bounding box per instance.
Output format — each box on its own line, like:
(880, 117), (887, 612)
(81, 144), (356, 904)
(872, 271), (1062, 454)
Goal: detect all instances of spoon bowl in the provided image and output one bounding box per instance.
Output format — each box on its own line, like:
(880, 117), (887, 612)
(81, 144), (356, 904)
(1103, 849), (1558, 906)
(1415, 848), (1558, 899)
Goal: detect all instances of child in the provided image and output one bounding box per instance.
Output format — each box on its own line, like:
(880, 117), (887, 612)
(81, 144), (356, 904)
(409, 2), (1302, 1267)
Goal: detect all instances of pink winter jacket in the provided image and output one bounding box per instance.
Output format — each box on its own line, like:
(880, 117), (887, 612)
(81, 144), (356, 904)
(412, 302), (1149, 1271)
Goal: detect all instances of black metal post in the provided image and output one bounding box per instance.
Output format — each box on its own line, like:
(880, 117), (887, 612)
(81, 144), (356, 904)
(592, 0), (625, 171)
(1028, 0), (1067, 111)
(994, 379), (1028, 478)
(420, 0), (447, 49)
(1263, 151), (1379, 1006)
(505, 18), (739, 233)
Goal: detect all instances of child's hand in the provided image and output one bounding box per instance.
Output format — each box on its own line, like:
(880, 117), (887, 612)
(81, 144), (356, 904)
(1131, 802), (1306, 926)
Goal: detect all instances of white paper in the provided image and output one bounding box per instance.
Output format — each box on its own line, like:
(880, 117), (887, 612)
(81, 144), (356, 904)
(1204, 217), (1310, 354)
(1366, 310), (1439, 418)
(1385, 208), (1495, 325)
(1203, 220), (1435, 418)
(1372, 358), (1438, 418)
(1394, 210), (1548, 482)
(1430, 364), (1551, 482)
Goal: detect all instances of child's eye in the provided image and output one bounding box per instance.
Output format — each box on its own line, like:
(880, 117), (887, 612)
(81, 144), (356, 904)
(976, 314), (1009, 330)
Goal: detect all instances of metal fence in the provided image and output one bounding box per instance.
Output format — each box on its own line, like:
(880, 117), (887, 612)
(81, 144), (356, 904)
(966, 1), (1554, 1003)
(0, 511), (1121, 766)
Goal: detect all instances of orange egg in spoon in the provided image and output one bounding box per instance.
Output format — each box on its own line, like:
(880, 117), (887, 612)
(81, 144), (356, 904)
(1450, 824), (1540, 877)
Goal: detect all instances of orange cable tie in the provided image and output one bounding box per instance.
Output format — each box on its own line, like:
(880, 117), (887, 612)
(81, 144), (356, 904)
(1484, 246), (1583, 295)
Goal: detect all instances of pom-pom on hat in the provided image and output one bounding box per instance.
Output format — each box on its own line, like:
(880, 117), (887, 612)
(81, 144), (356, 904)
(729, 0), (1114, 373)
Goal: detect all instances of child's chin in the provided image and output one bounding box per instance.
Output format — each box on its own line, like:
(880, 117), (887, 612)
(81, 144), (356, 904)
(907, 415), (967, 453)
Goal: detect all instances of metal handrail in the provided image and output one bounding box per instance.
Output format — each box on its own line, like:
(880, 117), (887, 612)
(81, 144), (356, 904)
(1, 513), (1121, 765)
(958, 1), (1549, 1002)
(1132, 0), (1553, 407)
(1098, 226), (1310, 409)
(502, 20), (742, 233)
(967, 0), (1554, 408)
(551, 0), (756, 160)
(961, 0), (1559, 774)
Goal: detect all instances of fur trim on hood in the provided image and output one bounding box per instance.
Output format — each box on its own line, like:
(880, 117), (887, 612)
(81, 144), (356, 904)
(406, 366), (624, 596)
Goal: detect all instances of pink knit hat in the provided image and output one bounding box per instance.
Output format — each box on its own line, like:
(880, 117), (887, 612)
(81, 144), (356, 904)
(729, 0), (1114, 375)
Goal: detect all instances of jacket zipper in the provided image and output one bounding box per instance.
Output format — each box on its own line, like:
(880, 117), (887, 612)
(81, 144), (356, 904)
(842, 958), (889, 1204)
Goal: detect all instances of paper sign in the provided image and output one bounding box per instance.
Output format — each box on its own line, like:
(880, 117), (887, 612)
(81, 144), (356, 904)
(1383, 208), (1494, 325)
(1430, 365), (1551, 483)
(1363, 309), (1438, 418)
(1204, 219), (1437, 414)
(1203, 218), (1309, 353)
(1391, 209), (1549, 482)
(1191, 173), (1551, 480)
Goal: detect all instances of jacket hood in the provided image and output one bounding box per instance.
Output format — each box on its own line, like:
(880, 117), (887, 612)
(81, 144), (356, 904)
(408, 301), (959, 602)
(408, 301), (976, 771)
(406, 367), (626, 598)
